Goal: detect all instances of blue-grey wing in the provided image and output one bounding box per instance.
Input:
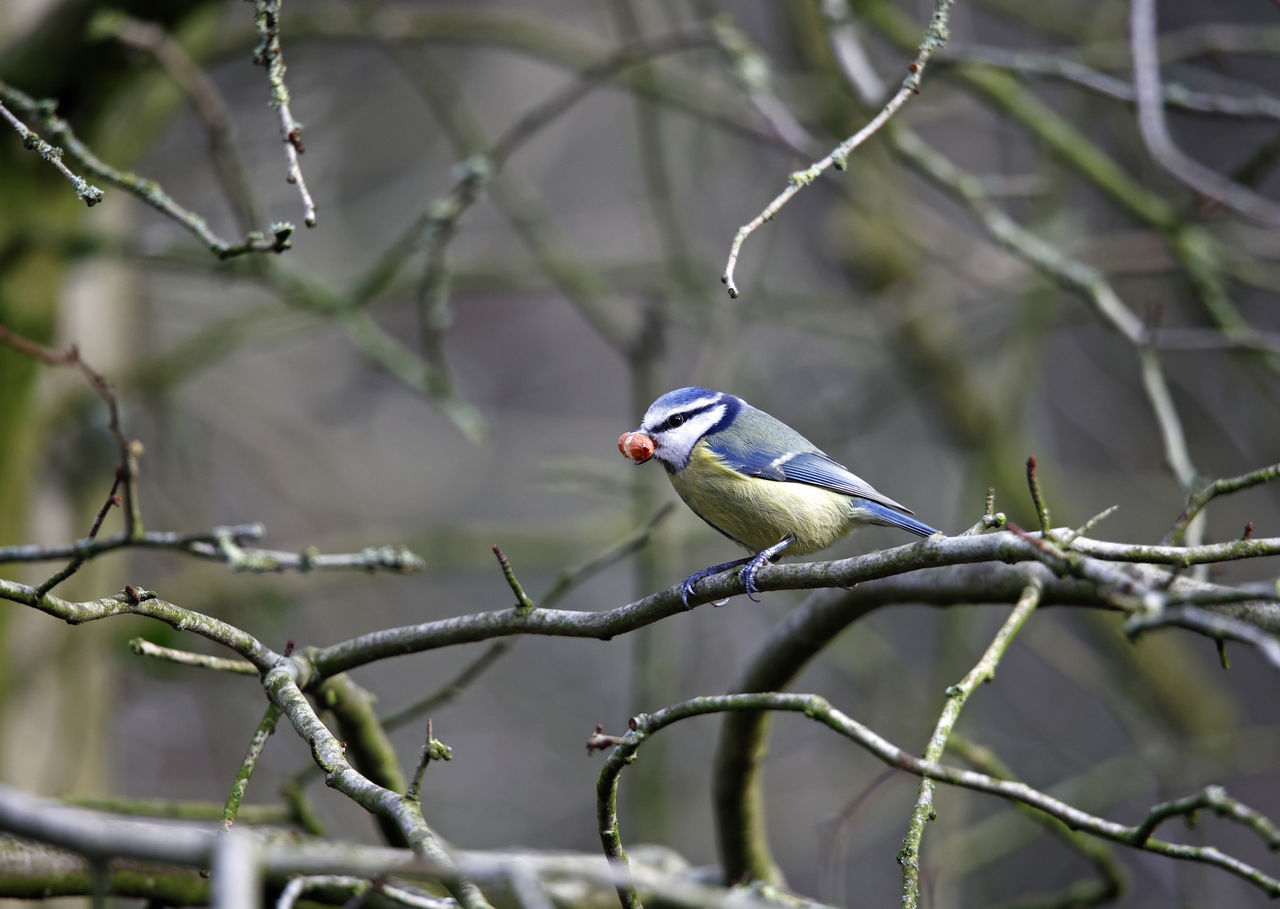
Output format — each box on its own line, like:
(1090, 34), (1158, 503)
(708, 441), (917, 515)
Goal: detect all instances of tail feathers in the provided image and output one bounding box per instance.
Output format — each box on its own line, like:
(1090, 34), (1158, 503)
(859, 499), (938, 537)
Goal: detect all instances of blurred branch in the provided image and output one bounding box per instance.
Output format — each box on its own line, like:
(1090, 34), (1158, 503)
(1129, 0), (1280, 227)
(858, 0), (1259, 344)
(607, 3), (701, 302)
(883, 126), (1205, 514)
(346, 23), (719, 311)
(946, 736), (1126, 907)
(337, 307), (488, 444)
(1152, 326), (1280, 355)
(246, 0), (316, 228)
(900, 581), (1042, 908)
(1063, 22), (1280, 67)
(597, 693), (1280, 898)
(305, 24), (725, 442)
(0, 785), (812, 908)
(396, 49), (642, 354)
(286, 4), (790, 149)
(0, 324), (141, 593)
(381, 640), (514, 735)
(0, 81), (293, 259)
(721, 0), (956, 298)
(943, 44), (1280, 122)
(539, 501), (676, 607)
(65, 796), (289, 825)
(489, 26), (719, 168)
(96, 11), (263, 233)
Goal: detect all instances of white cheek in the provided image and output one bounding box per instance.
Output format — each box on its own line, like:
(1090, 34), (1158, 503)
(654, 406), (724, 468)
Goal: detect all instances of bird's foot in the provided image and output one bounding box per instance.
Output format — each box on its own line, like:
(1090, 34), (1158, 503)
(732, 553), (768, 601)
(736, 537), (795, 603)
(680, 557), (751, 608)
(680, 538), (794, 606)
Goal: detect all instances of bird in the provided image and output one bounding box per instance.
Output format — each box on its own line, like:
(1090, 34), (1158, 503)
(618, 386), (938, 605)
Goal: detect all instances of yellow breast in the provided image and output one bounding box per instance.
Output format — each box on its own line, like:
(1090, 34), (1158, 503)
(667, 442), (854, 555)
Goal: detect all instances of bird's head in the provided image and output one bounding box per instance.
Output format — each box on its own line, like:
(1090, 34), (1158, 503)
(618, 387), (742, 472)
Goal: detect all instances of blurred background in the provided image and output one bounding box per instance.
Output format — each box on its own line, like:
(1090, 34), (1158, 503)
(2, 0), (1280, 905)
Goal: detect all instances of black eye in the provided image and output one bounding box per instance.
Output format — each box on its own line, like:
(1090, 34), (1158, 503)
(668, 414), (685, 428)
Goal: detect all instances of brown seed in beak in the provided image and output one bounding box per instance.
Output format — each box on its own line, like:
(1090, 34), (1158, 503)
(617, 431), (655, 463)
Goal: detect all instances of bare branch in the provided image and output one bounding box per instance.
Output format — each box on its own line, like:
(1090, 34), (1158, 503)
(901, 581), (1043, 907)
(599, 694), (1280, 898)
(128, 639), (258, 675)
(0, 98), (103, 205)
(1166, 462), (1280, 545)
(721, 0), (956, 297)
(247, 0), (316, 227)
(222, 704), (282, 828)
(0, 80), (292, 258)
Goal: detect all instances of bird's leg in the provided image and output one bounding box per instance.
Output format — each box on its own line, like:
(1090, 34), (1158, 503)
(681, 556), (752, 608)
(738, 536), (793, 602)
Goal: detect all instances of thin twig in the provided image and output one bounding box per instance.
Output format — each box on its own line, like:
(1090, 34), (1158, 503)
(491, 545), (535, 614)
(721, 0), (956, 297)
(0, 80), (291, 258)
(406, 719), (453, 804)
(1025, 456), (1050, 535)
(222, 703), (281, 828)
(1165, 462), (1280, 545)
(379, 505), (675, 736)
(1132, 784), (1280, 849)
(1064, 505), (1119, 547)
(900, 581), (1043, 908)
(0, 98), (103, 205)
(0, 325), (143, 593)
(129, 638), (258, 674)
(247, 0), (317, 227)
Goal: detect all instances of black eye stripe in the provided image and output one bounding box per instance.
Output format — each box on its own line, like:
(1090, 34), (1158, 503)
(659, 408), (703, 431)
(647, 395), (736, 436)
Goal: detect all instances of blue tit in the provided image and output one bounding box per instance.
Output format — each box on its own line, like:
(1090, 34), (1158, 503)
(619, 386), (938, 605)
